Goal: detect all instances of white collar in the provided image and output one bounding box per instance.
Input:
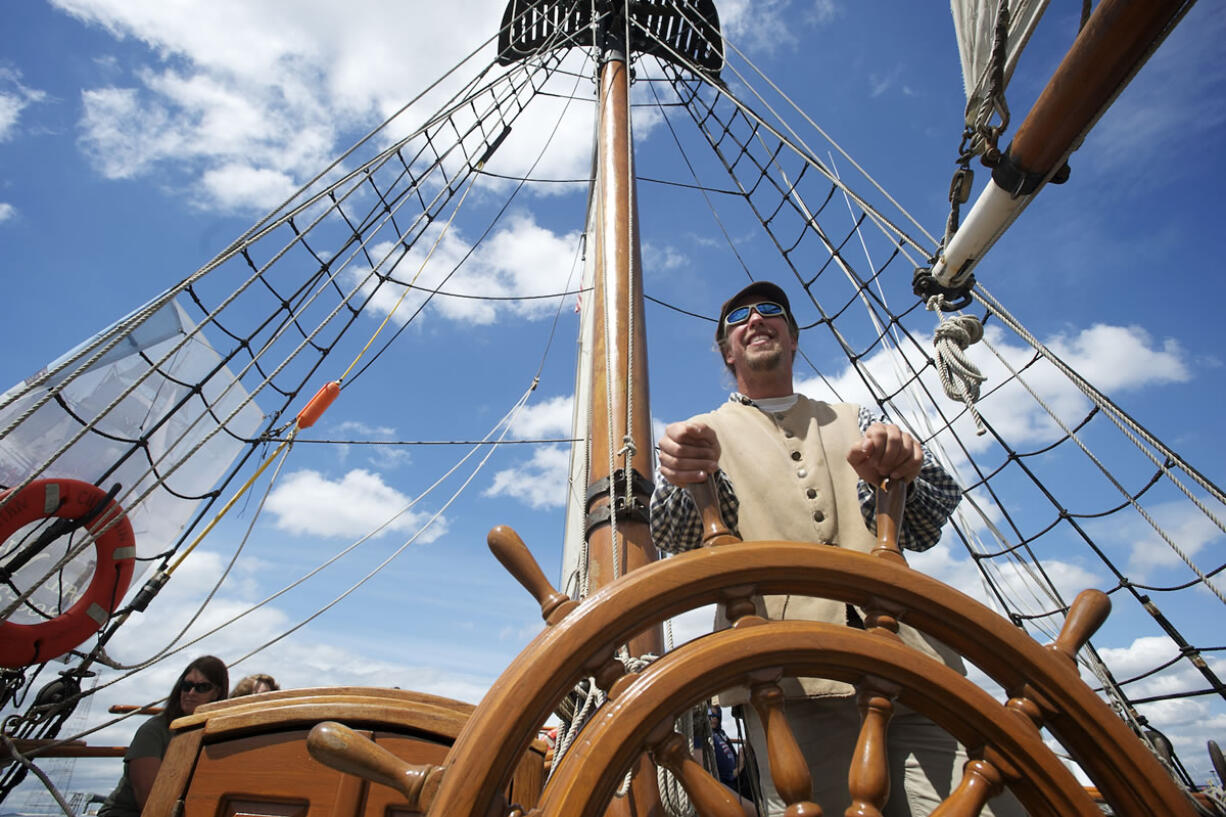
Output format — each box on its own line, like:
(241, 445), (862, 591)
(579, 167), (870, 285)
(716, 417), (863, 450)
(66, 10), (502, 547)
(731, 392), (799, 412)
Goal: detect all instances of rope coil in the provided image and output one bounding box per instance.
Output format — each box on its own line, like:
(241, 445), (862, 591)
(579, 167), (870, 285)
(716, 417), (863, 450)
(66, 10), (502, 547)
(927, 296), (988, 435)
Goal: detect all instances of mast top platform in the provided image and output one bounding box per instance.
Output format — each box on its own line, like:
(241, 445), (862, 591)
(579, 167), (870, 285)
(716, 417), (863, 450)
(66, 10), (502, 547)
(497, 0), (723, 78)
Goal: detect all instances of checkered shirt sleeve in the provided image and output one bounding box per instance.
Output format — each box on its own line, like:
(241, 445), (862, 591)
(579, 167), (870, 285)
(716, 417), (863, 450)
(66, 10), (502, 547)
(648, 405), (961, 554)
(650, 468), (740, 554)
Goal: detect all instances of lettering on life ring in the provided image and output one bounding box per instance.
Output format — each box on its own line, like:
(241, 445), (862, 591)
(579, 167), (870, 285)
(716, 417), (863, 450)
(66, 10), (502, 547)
(0, 478), (136, 668)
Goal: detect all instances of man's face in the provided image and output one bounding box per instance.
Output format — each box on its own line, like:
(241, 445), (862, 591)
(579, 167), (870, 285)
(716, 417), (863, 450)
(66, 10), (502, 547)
(722, 301), (796, 375)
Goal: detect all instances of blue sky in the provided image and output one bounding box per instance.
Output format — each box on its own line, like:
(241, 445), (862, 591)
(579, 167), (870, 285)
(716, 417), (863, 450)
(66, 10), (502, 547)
(2, 0), (1224, 809)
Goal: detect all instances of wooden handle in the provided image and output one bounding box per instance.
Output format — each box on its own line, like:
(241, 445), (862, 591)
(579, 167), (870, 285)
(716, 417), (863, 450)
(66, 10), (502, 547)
(684, 476), (740, 547)
(871, 479), (908, 565)
(649, 731), (747, 817)
(307, 721), (441, 808)
(1050, 589), (1111, 667)
(488, 525), (576, 624)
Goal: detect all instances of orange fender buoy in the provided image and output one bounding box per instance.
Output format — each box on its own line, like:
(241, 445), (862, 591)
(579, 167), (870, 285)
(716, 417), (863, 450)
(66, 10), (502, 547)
(0, 478), (136, 668)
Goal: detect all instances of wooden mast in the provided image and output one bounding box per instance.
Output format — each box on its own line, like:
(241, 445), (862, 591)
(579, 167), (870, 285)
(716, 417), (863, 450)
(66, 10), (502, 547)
(491, 3), (723, 812)
(583, 34), (667, 817)
(585, 44), (659, 611)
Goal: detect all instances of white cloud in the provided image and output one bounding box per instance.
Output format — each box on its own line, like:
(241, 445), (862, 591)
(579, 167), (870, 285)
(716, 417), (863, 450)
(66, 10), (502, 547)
(807, 0), (840, 27)
(482, 397), (578, 509)
(1083, 493), (1225, 578)
(1090, 636), (1226, 774)
(1097, 635), (1182, 684)
(908, 542), (1102, 620)
(199, 163), (297, 211)
(336, 420), (395, 437)
(0, 203), (14, 223)
(0, 94), (23, 140)
(643, 242), (687, 272)
(510, 395), (574, 439)
(869, 66), (906, 99)
(1044, 323), (1190, 391)
(484, 444), (571, 508)
(79, 86), (176, 178)
(0, 67), (46, 141)
(479, 53), (599, 190)
(52, 0), (621, 212)
(78, 70), (335, 207)
(796, 322), (1192, 461)
(718, 0), (801, 53)
(347, 212), (581, 327)
(264, 468), (446, 541)
(328, 420), (411, 470)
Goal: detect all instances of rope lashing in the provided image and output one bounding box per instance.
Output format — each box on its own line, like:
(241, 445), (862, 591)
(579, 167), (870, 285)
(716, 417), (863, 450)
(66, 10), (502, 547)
(928, 295), (987, 435)
(656, 706), (697, 817)
(617, 435), (637, 459)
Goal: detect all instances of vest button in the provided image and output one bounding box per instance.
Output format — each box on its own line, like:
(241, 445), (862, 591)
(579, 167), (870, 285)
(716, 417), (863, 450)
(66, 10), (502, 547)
(790, 451), (801, 461)
(806, 488), (817, 499)
(796, 468), (807, 478)
(813, 510), (825, 522)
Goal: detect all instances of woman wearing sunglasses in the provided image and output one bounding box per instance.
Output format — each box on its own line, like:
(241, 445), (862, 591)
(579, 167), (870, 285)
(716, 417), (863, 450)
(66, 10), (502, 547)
(99, 655), (228, 817)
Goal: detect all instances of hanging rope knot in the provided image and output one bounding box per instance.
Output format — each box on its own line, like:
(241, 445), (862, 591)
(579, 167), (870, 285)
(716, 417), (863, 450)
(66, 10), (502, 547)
(933, 312), (984, 350)
(619, 652), (657, 673)
(927, 296), (988, 436)
(617, 435), (637, 459)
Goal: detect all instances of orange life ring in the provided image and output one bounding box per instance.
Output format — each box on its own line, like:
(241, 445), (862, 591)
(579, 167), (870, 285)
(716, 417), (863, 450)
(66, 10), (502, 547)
(0, 478), (136, 668)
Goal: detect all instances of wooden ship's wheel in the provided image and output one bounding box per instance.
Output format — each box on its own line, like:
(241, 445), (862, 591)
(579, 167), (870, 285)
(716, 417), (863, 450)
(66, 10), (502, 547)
(304, 487), (1200, 817)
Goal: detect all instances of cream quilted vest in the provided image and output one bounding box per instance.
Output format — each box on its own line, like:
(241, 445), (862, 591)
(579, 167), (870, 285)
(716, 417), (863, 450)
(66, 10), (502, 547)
(700, 397), (964, 701)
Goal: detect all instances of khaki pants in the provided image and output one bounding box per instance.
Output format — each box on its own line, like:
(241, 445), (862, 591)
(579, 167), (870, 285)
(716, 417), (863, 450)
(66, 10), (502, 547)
(743, 697), (1027, 816)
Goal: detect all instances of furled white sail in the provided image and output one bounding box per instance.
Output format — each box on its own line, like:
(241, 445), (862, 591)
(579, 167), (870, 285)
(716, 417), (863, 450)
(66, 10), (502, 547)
(561, 226), (597, 600)
(950, 0), (1050, 136)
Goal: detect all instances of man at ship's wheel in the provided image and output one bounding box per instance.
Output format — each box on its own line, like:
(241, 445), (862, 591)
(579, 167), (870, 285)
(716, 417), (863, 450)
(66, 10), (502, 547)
(651, 280), (1023, 817)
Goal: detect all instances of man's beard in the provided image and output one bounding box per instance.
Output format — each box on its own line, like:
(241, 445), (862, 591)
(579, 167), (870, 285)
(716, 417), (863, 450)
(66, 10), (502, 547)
(744, 344), (784, 372)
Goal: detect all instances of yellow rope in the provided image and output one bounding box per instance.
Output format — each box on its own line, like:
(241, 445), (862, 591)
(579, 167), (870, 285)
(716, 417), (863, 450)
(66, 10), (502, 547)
(167, 428), (297, 575)
(338, 161), (486, 383)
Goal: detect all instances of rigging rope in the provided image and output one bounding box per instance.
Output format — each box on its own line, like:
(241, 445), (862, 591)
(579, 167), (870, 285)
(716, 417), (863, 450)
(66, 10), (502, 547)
(2, 12), (600, 755)
(107, 425), (298, 672)
(2, 31), (588, 755)
(639, 17), (938, 252)
(1, 29), (574, 626)
(0, 735), (73, 817)
(6, 0), (1223, 796)
(10, 376), (544, 758)
(639, 11), (1225, 752)
(972, 288), (1226, 606)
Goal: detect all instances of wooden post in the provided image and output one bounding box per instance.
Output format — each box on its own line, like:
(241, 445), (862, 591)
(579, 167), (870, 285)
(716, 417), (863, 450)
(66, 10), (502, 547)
(585, 48), (666, 817)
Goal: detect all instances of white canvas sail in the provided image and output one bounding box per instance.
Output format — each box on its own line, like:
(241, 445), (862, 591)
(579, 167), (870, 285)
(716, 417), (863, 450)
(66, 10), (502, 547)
(0, 300), (264, 623)
(950, 0), (1051, 135)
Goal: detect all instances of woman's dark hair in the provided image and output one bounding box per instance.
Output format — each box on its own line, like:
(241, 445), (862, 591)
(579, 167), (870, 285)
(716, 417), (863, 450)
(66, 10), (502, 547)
(162, 655), (228, 722)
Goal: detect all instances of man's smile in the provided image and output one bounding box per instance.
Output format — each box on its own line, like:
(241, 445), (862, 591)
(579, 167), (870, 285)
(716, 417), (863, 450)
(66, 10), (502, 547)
(745, 328), (777, 347)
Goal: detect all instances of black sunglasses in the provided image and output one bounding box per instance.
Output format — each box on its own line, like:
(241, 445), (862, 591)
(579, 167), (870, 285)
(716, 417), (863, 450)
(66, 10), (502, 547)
(179, 680), (216, 694)
(724, 301), (786, 327)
